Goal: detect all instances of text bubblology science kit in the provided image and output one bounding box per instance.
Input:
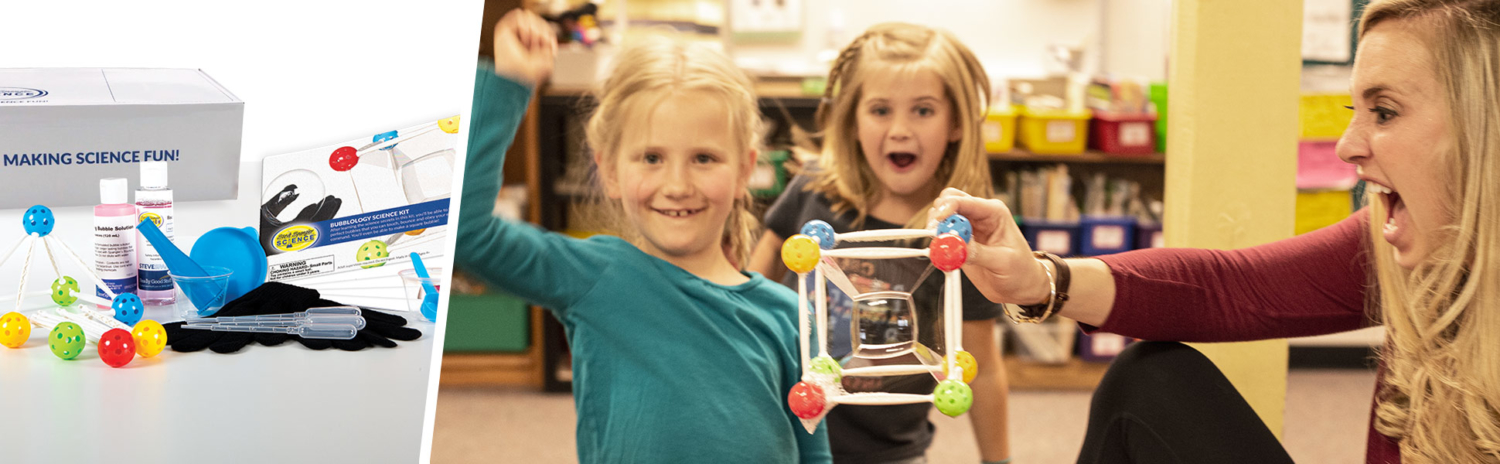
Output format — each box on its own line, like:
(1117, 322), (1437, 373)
(0, 68), (243, 209)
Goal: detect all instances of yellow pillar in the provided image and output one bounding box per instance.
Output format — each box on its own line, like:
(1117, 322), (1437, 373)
(1165, 0), (1302, 436)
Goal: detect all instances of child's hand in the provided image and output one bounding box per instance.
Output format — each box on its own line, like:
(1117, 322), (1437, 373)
(928, 188), (1051, 306)
(492, 9), (557, 86)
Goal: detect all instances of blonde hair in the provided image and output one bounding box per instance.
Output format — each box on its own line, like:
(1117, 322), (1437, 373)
(583, 36), (763, 267)
(807, 22), (994, 229)
(1358, 1), (1500, 462)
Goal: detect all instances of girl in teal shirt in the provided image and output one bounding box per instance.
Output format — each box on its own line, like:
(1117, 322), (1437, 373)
(457, 11), (830, 463)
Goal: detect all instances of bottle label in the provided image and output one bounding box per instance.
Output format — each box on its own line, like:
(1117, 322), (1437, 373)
(137, 205), (174, 291)
(95, 213), (138, 298)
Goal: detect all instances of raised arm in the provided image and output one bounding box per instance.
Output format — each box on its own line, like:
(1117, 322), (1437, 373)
(456, 11), (609, 311)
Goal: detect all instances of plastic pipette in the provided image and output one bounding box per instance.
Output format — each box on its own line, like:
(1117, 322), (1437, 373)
(181, 322), (358, 339)
(185, 306), (365, 329)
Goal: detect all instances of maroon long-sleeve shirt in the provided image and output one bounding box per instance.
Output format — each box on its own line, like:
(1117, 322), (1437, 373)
(1092, 210), (1401, 463)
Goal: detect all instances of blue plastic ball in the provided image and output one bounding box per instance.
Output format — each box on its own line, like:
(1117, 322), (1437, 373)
(111, 293), (145, 325)
(22, 205), (54, 237)
(374, 130), (399, 150)
(936, 214), (972, 243)
(800, 220), (836, 250)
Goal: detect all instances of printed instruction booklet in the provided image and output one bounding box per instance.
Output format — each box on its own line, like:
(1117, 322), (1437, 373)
(259, 116), (459, 309)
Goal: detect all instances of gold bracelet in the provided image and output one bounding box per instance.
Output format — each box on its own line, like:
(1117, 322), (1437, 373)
(1002, 258), (1056, 324)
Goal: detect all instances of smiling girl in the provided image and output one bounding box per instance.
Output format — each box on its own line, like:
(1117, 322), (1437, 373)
(930, 1), (1500, 462)
(748, 23), (1011, 464)
(457, 10), (829, 463)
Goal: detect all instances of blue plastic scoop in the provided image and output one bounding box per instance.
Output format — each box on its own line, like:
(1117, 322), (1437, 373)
(137, 219), (217, 310)
(410, 252), (438, 322)
(137, 219), (207, 277)
(189, 227), (267, 303)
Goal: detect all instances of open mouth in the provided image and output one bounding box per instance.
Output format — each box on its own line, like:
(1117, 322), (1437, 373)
(654, 207), (704, 218)
(1368, 182), (1408, 241)
(887, 152), (917, 169)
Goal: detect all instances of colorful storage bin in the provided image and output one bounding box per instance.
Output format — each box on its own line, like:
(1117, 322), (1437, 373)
(982, 105), (1018, 153)
(1079, 216), (1137, 256)
(1136, 223), (1164, 250)
(1089, 112), (1158, 156)
(1021, 220), (1080, 257)
(1150, 82), (1168, 153)
(1018, 108), (1092, 155)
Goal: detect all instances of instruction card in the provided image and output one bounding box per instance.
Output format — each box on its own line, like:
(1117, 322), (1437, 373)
(259, 117), (460, 303)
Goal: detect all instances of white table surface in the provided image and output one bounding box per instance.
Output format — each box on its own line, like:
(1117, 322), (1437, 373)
(0, 161), (438, 463)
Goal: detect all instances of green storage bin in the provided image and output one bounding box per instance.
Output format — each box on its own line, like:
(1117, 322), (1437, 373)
(1150, 82), (1168, 153)
(443, 292), (529, 352)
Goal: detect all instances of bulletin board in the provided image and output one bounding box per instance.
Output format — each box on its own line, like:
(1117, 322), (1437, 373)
(729, 0), (803, 43)
(1303, 0), (1371, 65)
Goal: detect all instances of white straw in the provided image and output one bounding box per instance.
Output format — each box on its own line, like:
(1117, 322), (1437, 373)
(842, 365), (939, 377)
(797, 271), (809, 378)
(355, 123), (441, 156)
(39, 235), (62, 280)
(0, 233), (28, 269)
(815, 265), (827, 358)
(48, 236), (115, 299)
(15, 234), (37, 311)
(833, 393), (934, 406)
(388, 233), (448, 252)
(821, 248), (930, 260)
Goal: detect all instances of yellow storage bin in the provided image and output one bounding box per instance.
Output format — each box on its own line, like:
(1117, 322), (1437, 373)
(982, 105), (1018, 153)
(1018, 108), (1092, 155)
(1295, 189), (1353, 235)
(1299, 94), (1354, 140)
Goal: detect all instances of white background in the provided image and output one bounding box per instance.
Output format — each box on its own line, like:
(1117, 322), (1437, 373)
(0, 2), (484, 463)
(0, 1), (484, 162)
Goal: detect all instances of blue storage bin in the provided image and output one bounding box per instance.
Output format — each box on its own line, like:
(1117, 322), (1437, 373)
(1137, 223), (1164, 250)
(1079, 216), (1137, 256)
(1020, 220), (1080, 257)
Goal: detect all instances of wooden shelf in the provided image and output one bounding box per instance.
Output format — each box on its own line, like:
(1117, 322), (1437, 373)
(991, 150), (1165, 165)
(1003, 357), (1111, 391)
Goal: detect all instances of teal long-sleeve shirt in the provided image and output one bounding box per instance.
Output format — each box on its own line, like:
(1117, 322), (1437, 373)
(457, 64), (831, 464)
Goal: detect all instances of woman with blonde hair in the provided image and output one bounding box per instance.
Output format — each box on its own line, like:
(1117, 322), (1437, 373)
(930, 0), (1500, 462)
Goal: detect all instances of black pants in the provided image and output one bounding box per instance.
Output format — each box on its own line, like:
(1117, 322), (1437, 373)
(1076, 341), (1295, 464)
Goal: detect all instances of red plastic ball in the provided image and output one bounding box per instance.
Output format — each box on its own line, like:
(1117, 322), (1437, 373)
(788, 381), (826, 419)
(930, 234), (968, 271)
(328, 146), (359, 172)
(98, 328), (137, 368)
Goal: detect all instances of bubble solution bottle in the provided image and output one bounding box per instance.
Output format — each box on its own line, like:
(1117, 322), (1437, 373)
(95, 178), (137, 308)
(136, 161), (175, 305)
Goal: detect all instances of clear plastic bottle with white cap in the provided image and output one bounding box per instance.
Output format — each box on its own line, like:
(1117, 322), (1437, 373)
(95, 178), (138, 306)
(136, 161), (175, 305)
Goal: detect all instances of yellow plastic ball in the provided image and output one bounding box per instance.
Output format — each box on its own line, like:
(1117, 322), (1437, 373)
(781, 235), (820, 273)
(0, 312), (31, 349)
(131, 319), (168, 358)
(438, 115), (461, 134)
(943, 350), (979, 383)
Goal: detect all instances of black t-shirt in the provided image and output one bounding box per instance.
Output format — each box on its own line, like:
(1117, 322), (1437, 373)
(764, 173), (1001, 463)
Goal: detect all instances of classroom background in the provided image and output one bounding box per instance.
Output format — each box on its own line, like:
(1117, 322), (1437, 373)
(431, 1), (1373, 463)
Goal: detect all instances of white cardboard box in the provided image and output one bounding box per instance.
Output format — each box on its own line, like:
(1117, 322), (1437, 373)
(0, 68), (243, 208)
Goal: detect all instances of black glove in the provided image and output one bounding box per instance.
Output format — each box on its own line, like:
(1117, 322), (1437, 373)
(163, 282), (421, 353)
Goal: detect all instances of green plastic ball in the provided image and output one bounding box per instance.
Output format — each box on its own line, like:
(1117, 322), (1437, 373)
(356, 240), (389, 269)
(933, 379), (973, 417)
(49, 322), (86, 360)
(809, 355), (842, 382)
(51, 276), (79, 306)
